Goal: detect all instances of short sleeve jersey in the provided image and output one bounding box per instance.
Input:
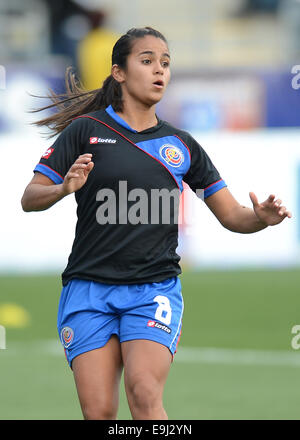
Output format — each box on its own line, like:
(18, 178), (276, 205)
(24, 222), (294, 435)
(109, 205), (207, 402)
(34, 105), (227, 286)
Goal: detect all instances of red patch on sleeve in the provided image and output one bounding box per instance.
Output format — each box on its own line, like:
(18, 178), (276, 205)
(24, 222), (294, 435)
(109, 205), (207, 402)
(41, 147), (54, 159)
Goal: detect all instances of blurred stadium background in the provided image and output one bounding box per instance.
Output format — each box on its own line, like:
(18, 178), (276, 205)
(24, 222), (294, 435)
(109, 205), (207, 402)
(1, 0), (300, 420)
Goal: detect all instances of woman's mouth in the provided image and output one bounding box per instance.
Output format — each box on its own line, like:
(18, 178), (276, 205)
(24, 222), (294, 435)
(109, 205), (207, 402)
(153, 80), (164, 89)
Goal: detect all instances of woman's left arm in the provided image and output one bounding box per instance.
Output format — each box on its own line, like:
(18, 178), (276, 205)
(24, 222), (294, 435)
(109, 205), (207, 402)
(205, 187), (292, 234)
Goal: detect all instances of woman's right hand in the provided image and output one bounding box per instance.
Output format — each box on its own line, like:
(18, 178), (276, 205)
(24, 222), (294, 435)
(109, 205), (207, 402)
(62, 153), (94, 195)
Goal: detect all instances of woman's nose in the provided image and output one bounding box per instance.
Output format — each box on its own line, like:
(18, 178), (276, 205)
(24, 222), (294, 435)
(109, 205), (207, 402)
(154, 63), (163, 74)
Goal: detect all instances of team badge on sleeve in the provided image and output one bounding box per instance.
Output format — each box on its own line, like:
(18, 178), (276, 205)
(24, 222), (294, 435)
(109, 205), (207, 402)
(41, 147), (54, 159)
(159, 144), (184, 168)
(60, 326), (74, 348)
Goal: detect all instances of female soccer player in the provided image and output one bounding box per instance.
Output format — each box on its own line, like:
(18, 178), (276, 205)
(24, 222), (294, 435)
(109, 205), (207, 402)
(21, 27), (291, 420)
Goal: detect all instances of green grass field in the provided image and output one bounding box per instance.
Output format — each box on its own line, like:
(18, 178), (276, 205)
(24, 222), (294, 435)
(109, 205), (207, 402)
(0, 269), (300, 420)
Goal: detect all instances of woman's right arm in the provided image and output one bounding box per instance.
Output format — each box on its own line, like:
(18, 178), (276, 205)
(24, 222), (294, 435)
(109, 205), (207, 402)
(21, 153), (94, 212)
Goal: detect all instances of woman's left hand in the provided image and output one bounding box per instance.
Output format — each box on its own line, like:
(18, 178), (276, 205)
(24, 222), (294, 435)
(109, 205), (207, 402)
(249, 192), (292, 226)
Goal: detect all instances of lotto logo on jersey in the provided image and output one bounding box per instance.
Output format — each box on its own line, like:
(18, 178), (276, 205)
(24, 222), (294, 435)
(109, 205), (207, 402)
(147, 320), (171, 334)
(159, 144), (184, 168)
(89, 137), (117, 144)
(41, 147), (54, 159)
(60, 326), (74, 348)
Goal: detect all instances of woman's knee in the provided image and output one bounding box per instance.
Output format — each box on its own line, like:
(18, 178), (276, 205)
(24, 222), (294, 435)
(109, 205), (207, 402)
(81, 399), (118, 420)
(125, 374), (163, 411)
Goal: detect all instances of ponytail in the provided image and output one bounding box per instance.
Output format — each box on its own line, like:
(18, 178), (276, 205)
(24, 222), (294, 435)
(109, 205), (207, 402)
(31, 67), (122, 138)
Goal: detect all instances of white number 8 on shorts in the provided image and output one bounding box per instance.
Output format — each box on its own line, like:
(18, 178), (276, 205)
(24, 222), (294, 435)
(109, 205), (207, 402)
(153, 295), (172, 325)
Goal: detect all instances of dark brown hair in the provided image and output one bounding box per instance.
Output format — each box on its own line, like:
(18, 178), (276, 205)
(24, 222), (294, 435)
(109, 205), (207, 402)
(31, 27), (168, 137)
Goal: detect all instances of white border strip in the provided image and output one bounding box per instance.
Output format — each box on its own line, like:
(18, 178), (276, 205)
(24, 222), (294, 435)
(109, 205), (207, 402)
(175, 346), (300, 367)
(2, 340), (300, 368)
(169, 291), (184, 352)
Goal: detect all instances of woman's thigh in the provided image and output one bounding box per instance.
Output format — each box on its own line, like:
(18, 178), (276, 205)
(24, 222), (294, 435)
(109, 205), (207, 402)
(121, 339), (172, 418)
(72, 335), (123, 420)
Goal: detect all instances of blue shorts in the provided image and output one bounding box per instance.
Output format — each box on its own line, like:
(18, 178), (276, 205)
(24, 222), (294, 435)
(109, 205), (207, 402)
(57, 276), (184, 368)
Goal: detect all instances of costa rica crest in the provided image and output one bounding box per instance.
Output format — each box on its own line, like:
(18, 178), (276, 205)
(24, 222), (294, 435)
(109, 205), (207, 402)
(60, 326), (74, 348)
(159, 144), (184, 168)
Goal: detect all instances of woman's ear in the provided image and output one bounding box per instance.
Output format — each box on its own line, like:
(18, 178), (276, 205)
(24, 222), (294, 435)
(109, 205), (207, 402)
(111, 64), (125, 84)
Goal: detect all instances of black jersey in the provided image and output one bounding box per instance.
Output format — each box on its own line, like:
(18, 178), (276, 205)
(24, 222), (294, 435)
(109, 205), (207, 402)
(34, 105), (226, 286)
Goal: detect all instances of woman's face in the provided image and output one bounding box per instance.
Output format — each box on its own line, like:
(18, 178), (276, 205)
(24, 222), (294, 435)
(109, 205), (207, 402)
(116, 35), (171, 108)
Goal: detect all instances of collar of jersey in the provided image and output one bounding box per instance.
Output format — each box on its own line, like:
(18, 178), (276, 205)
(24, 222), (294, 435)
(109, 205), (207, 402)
(105, 105), (137, 132)
(105, 105), (163, 134)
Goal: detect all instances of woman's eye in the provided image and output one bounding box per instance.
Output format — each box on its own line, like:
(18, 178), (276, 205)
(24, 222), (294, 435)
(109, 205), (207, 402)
(142, 59), (151, 64)
(162, 62), (169, 67)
